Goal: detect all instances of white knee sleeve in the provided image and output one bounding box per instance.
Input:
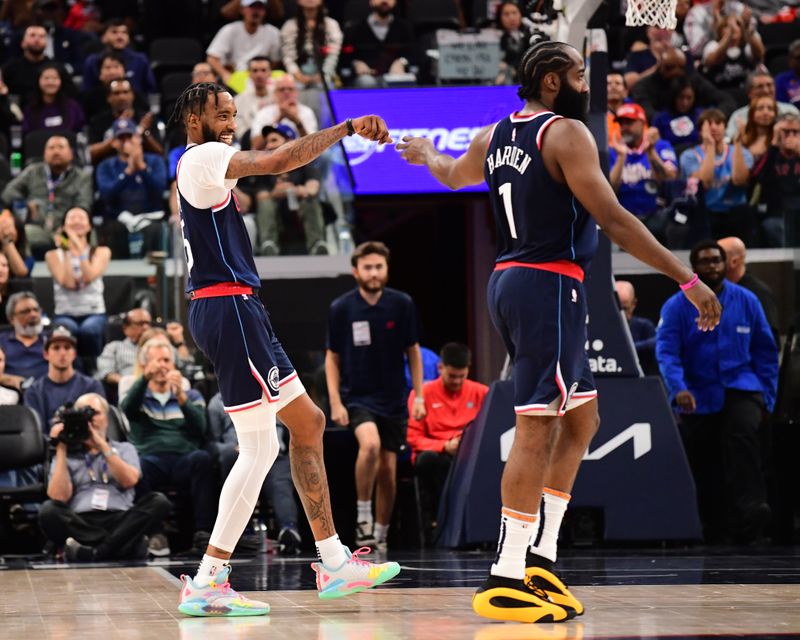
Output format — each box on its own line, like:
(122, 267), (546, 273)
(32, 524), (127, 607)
(209, 400), (280, 552)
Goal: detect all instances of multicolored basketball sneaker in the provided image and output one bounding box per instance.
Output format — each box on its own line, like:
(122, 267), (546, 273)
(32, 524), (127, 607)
(312, 546), (401, 600)
(178, 565), (270, 617)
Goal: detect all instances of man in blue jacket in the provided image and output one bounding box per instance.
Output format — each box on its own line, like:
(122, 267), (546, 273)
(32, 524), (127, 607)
(95, 118), (167, 257)
(656, 239), (778, 544)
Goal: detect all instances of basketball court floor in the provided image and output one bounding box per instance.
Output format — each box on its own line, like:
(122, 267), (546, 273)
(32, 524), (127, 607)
(3, 547), (798, 639)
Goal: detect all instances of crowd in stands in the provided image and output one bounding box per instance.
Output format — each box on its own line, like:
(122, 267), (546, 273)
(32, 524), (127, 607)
(609, 92), (800, 248)
(0, 0), (793, 262)
(608, 10), (799, 249)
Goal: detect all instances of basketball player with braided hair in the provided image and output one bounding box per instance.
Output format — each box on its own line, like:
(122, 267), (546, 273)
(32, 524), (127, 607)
(398, 41), (721, 623)
(170, 82), (400, 617)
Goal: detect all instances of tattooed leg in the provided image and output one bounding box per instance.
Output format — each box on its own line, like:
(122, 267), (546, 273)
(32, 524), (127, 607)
(279, 393), (336, 540)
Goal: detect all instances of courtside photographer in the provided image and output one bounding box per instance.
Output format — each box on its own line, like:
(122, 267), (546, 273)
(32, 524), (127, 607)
(38, 392), (170, 562)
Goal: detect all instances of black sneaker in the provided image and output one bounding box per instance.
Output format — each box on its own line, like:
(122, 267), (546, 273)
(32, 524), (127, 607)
(278, 527), (302, 555)
(192, 530), (211, 555)
(355, 521), (377, 546)
(64, 537), (96, 563)
(148, 533), (171, 557)
(472, 574), (571, 623)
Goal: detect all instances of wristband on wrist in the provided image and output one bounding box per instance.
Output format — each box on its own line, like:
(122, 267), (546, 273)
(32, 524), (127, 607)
(413, 397), (425, 404)
(345, 118), (355, 136)
(680, 273), (699, 291)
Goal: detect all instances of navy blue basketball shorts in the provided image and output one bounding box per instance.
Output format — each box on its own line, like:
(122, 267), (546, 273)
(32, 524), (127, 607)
(189, 293), (305, 413)
(487, 265), (597, 416)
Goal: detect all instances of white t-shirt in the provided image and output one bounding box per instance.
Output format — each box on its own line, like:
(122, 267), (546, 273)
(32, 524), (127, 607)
(250, 104), (318, 141)
(206, 22), (282, 71)
(0, 386), (20, 405)
(234, 90), (275, 140)
(176, 142), (239, 210)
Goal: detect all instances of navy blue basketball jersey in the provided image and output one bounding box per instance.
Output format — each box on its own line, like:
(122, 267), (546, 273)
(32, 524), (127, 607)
(176, 144), (261, 293)
(484, 111), (598, 270)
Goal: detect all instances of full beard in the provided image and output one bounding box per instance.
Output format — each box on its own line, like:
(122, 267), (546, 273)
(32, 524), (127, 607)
(553, 83), (590, 122)
(699, 272), (724, 289)
(16, 322), (43, 338)
(202, 123), (233, 145)
(358, 279), (386, 293)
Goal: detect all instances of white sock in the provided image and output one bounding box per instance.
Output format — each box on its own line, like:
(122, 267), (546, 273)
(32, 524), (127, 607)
(529, 489), (570, 563)
(194, 554), (229, 586)
(357, 500), (373, 524)
(374, 522), (389, 543)
(490, 507), (538, 580)
(316, 534), (348, 567)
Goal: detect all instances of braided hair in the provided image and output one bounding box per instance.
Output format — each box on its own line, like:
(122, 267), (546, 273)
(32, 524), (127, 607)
(517, 41), (576, 102)
(167, 82), (228, 129)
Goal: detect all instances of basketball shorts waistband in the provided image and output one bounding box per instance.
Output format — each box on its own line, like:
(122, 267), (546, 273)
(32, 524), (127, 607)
(189, 282), (258, 300)
(493, 260), (584, 282)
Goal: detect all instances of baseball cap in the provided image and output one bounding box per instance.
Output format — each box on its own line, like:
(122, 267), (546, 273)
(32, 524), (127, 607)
(112, 117), (137, 138)
(241, 0), (267, 6)
(45, 325), (77, 350)
(261, 124), (297, 141)
(615, 103), (647, 124)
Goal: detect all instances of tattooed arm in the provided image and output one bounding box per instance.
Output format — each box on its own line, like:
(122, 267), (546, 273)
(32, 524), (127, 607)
(226, 116), (392, 179)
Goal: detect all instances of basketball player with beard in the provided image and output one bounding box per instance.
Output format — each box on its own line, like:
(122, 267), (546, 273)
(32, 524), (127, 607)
(397, 41), (722, 623)
(168, 82), (400, 617)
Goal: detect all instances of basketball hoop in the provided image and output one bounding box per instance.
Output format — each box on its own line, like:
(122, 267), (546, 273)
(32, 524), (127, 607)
(625, 0), (678, 29)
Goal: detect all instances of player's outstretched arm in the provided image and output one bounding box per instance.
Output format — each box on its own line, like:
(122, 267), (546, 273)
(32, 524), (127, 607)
(396, 125), (492, 190)
(547, 119), (722, 332)
(225, 116), (392, 179)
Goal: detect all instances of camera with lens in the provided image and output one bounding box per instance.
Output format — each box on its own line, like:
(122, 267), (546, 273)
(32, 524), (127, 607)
(55, 404), (97, 445)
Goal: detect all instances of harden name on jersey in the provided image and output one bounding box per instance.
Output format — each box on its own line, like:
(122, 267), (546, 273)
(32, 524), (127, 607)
(486, 144), (532, 176)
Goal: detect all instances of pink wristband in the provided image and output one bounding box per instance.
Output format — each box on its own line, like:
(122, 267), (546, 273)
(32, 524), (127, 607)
(680, 273), (699, 291)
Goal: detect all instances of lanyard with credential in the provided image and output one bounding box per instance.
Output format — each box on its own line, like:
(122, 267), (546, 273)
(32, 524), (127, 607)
(45, 167), (66, 211)
(84, 453), (109, 485)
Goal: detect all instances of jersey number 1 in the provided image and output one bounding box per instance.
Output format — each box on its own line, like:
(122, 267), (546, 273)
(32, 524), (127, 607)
(499, 183), (518, 239)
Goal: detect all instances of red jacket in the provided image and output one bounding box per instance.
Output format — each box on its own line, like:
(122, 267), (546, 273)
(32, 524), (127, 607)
(407, 377), (489, 458)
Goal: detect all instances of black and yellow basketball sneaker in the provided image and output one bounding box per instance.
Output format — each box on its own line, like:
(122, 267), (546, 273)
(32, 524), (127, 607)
(525, 552), (584, 616)
(472, 575), (572, 623)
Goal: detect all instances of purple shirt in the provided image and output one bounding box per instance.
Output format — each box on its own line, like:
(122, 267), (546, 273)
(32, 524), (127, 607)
(22, 99), (85, 135)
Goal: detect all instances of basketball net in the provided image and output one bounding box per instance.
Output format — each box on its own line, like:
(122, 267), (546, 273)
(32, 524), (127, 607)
(625, 0), (678, 29)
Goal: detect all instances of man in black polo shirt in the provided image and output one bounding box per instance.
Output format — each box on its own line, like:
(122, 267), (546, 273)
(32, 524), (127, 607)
(325, 241), (425, 551)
